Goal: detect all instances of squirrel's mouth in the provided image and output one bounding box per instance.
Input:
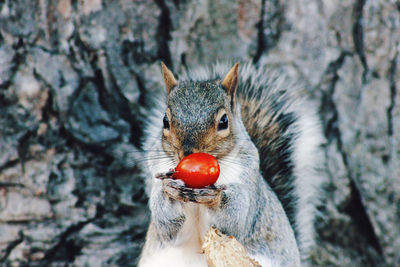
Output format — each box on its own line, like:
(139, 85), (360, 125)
(176, 149), (227, 162)
(177, 148), (201, 161)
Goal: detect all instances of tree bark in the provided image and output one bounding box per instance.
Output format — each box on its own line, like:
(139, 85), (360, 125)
(0, 0), (399, 266)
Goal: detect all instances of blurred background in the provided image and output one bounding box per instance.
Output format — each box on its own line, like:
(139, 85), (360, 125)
(0, 0), (399, 266)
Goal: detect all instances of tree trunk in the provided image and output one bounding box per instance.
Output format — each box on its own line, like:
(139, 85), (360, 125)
(0, 0), (399, 266)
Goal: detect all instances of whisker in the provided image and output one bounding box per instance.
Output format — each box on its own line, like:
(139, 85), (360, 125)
(134, 157), (174, 163)
(126, 149), (174, 153)
(152, 163), (175, 172)
(218, 170), (231, 185)
(138, 155), (178, 170)
(138, 157), (174, 163)
(219, 161), (245, 174)
(144, 161), (174, 171)
(224, 157), (256, 167)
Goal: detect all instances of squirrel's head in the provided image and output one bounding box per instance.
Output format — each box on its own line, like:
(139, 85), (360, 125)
(160, 62), (239, 161)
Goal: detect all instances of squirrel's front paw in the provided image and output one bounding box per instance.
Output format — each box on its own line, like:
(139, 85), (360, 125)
(161, 178), (226, 206)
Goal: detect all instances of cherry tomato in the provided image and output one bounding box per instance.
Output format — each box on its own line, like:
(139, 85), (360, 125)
(173, 153), (220, 188)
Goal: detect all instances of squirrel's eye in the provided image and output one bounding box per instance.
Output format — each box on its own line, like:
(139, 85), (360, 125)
(218, 114), (228, 131)
(163, 114), (170, 129)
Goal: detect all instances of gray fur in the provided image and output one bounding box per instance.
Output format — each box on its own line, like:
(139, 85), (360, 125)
(139, 62), (324, 266)
(182, 63), (325, 255)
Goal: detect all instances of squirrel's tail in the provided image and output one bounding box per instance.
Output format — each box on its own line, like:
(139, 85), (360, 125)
(237, 63), (325, 256)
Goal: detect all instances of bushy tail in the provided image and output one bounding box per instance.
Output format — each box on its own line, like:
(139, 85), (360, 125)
(237, 63), (325, 256)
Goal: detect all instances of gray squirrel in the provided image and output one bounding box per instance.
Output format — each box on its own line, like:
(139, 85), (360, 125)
(138, 62), (324, 267)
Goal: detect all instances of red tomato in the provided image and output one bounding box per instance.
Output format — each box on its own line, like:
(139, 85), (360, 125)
(173, 153), (220, 188)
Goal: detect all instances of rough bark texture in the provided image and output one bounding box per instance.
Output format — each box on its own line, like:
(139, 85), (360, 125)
(0, 0), (399, 266)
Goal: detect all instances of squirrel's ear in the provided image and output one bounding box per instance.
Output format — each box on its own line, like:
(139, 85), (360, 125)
(221, 63), (239, 108)
(161, 62), (177, 94)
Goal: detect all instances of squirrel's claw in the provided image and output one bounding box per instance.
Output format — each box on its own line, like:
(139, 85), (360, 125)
(155, 169), (175, 180)
(161, 178), (225, 206)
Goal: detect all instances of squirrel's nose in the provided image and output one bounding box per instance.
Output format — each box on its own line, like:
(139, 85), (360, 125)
(178, 150), (191, 161)
(181, 149), (192, 159)
(179, 148), (200, 160)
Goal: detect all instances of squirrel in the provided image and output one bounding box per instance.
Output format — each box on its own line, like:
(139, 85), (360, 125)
(138, 62), (324, 267)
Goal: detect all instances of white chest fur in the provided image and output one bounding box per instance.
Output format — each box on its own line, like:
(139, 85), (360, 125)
(139, 246), (207, 267)
(174, 203), (212, 247)
(140, 203), (211, 267)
